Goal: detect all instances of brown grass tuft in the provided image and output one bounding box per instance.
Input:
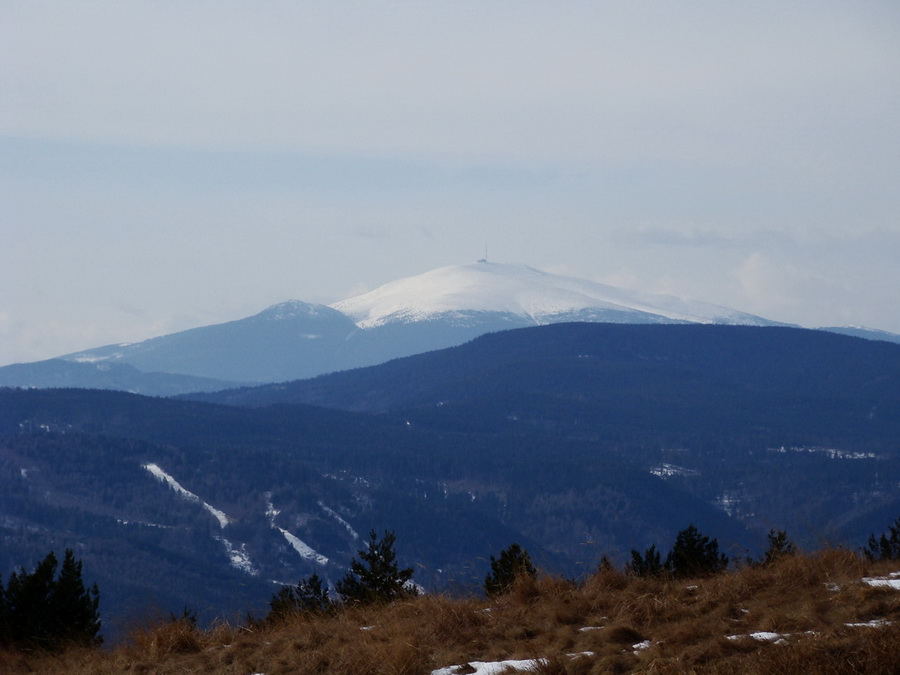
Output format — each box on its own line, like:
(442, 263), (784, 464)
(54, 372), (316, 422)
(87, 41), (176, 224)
(126, 617), (204, 658)
(2, 550), (898, 674)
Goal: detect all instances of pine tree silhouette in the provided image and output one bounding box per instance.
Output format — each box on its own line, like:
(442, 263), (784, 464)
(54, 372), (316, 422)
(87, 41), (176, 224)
(336, 530), (415, 605)
(50, 550), (101, 646)
(761, 529), (797, 565)
(630, 544), (664, 577)
(268, 573), (332, 619)
(484, 543), (536, 597)
(864, 517), (900, 561)
(1, 549), (101, 650)
(665, 525), (728, 578)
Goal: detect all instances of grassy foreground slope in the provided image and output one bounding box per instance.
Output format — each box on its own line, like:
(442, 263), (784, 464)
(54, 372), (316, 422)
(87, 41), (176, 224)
(3, 551), (899, 674)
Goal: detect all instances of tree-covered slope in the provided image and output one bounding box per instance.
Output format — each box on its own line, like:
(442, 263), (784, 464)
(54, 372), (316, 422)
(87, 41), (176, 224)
(0, 387), (747, 637)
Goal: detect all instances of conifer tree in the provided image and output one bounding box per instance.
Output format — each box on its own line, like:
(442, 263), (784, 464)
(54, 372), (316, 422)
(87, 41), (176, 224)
(50, 549), (102, 646)
(336, 530), (415, 605)
(665, 525), (728, 578)
(1, 549), (101, 650)
(629, 544), (664, 577)
(484, 543), (536, 597)
(4, 550), (58, 648)
(0, 573), (7, 645)
(268, 573), (332, 620)
(864, 516), (900, 561)
(761, 529), (796, 565)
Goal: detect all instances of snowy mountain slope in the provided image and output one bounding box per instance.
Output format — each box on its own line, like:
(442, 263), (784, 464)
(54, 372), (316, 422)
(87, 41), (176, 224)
(1, 262), (787, 391)
(333, 261), (780, 328)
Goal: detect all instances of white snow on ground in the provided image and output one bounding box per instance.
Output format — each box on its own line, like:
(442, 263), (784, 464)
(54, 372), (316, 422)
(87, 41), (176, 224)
(845, 619), (893, 628)
(73, 354), (113, 363)
(319, 501), (359, 540)
(727, 631), (790, 643)
(264, 495), (329, 566)
(333, 262), (774, 329)
(431, 659), (545, 675)
(265, 497), (280, 520)
(435, 570), (900, 675)
(143, 463), (230, 528)
(649, 463), (699, 479)
(276, 526), (329, 566)
(141, 464), (260, 575)
(217, 537), (258, 575)
(769, 445), (876, 460)
(116, 518), (171, 529)
(862, 572), (900, 590)
(406, 580), (427, 595)
(431, 653), (595, 675)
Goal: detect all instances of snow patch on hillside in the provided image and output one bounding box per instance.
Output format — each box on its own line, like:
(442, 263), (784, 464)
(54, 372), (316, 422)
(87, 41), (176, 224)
(264, 495), (329, 566)
(143, 463), (230, 528)
(319, 501), (359, 540)
(277, 527), (329, 566)
(143, 463), (261, 575)
(217, 536), (258, 575)
(650, 463), (699, 479)
(72, 354), (114, 363)
(769, 446), (877, 460)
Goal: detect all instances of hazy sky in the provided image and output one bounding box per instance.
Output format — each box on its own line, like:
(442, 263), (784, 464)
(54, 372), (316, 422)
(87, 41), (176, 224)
(2, 1), (899, 365)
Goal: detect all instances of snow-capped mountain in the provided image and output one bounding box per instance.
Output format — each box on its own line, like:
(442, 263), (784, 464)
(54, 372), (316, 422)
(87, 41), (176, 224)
(333, 261), (778, 328)
(1, 261), (787, 393)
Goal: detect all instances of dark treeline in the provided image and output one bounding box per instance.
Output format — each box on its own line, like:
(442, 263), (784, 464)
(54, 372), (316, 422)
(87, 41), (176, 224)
(4, 515), (900, 652)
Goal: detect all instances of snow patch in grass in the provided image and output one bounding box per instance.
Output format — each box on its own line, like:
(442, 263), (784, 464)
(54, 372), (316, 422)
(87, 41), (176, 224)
(727, 631), (789, 643)
(845, 619), (893, 628)
(431, 659), (544, 675)
(862, 573), (900, 590)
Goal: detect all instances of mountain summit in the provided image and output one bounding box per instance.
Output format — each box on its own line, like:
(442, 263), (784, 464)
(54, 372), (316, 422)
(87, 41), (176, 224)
(333, 261), (777, 328)
(2, 261), (783, 393)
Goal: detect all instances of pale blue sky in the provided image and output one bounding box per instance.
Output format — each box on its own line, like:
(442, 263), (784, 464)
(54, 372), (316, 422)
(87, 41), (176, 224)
(2, 1), (899, 364)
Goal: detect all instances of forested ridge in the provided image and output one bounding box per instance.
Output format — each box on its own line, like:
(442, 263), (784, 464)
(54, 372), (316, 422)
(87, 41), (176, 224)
(1, 324), (899, 637)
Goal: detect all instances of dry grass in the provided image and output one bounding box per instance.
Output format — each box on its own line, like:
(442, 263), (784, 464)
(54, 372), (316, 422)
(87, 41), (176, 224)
(2, 551), (899, 674)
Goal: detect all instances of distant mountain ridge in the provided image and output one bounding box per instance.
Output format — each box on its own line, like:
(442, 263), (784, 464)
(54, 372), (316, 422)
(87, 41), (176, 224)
(2, 261), (894, 394)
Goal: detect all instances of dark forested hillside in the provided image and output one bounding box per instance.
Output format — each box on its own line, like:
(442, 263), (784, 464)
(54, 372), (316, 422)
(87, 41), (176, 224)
(187, 323), (900, 552)
(2, 324), (899, 638)
(0, 386), (747, 638)
(191, 324), (900, 421)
